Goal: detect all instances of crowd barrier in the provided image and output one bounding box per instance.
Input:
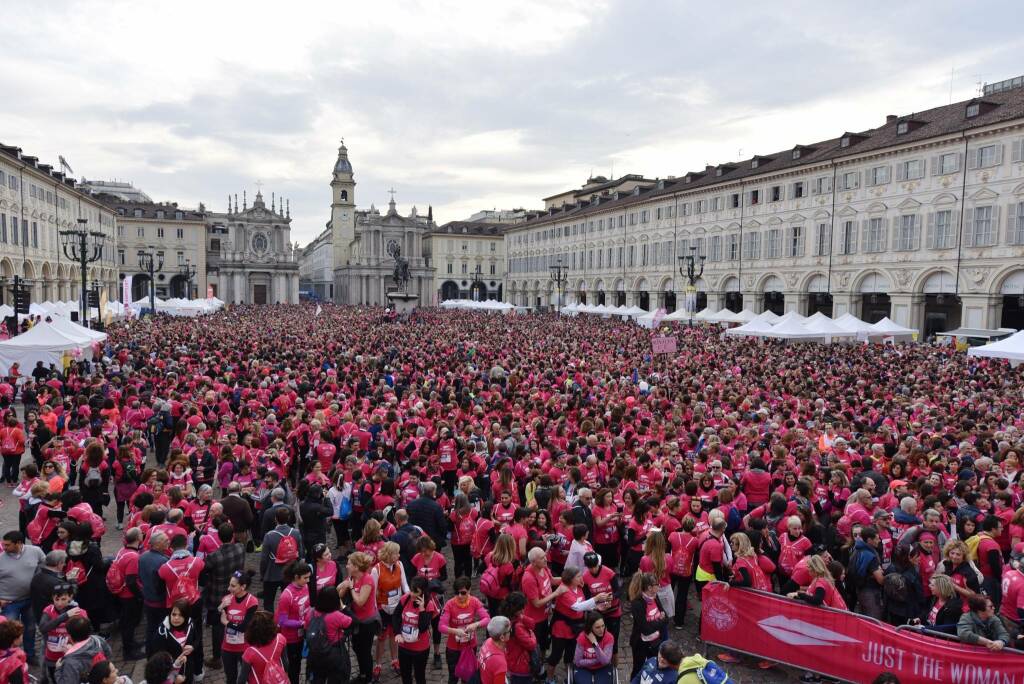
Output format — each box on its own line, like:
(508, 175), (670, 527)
(699, 582), (1024, 684)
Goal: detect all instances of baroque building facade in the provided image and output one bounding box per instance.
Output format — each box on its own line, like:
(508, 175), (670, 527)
(205, 191), (300, 304)
(328, 141), (434, 306)
(505, 80), (1024, 337)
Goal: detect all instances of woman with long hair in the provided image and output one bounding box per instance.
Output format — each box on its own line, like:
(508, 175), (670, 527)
(239, 610), (289, 683)
(306, 586), (353, 684)
(572, 611), (614, 684)
(483, 534), (518, 615)
(591, 489), (621, 570)
(627, 572), (666, 679)
(372, 541), (409, 678)
(790, 555), (848, 609)
(439, 576), (490, 684)
(638, 531), (674, 624)
(925, 574), (964, 635)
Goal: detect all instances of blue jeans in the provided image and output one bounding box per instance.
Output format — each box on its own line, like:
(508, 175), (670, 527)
(2, 598), (35, 659)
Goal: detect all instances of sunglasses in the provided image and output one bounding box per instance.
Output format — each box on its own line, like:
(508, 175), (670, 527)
(458, 590), (470, 596)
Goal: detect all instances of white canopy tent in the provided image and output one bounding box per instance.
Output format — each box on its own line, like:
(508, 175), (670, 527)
(751, 310), (781, 324)
(0, 321), (104, 375)
(47, 316), (107, 343)
(968, 330), (1024, 366)
(834, 313), (878, 334)
(761, 317), (828, 341)
(803, 316), (858, 342)
(724, 318), (776, 338)
(869, 317), (917, 340)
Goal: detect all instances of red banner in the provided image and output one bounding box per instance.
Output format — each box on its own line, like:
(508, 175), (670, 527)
(700, 582), (1024, 684)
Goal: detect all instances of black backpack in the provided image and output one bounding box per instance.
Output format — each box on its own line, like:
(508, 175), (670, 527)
(305, 613), (334, 665)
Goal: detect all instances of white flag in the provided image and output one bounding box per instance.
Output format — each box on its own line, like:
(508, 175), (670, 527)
(315, 304), (323, 317)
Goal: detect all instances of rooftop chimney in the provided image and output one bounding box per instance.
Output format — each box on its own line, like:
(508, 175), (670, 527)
(886, 114), (898, 124)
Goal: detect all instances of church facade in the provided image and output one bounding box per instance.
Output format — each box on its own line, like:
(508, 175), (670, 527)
(329, 141), (434, 306)
(205, 190), (300, 304)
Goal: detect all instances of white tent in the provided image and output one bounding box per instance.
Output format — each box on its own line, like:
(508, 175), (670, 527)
(705, 309), (737, 323)
(724, 318), (776, 338)
(968, 330), (1024, 366)
(664, 308), (696, 322)
(0, 321), (99, 375)
(775, 311), (807, 325)
(752, 310), (781, 324)
(621, 305), (648, 319)
(47, 316), (107, 343)
(731, 309), (758, 323)
(803, 316), (857, 342)
(805, 311), (831, 324)
(762, 317), (825, 340)
(636, 310), (661, 329)
(560, 302), (580, 315)
(693, 307), (715, 320)
(869, 317), (917, 339)
(834, 313), (877, 333)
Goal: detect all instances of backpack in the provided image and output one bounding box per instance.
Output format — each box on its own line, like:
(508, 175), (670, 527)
(167, 559), (201, 605)
(105, 549), (133, 594)
(305, 613), (334, 666)
(882, 569), (908, 605)
(965, 534), (982, 562)
(725, 506), (742, 534)
(680, 654), (734, 684)
(272, 528), (299, 565)
(252, 644), (290, 684)
(778, 536), (803, 576)
(83, 466), (102, 488)
(122, 460), (138, 482)
(479, 565), (504, 599)
(338, 483), (353, 521)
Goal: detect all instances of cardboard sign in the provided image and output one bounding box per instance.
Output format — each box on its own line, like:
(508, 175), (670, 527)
(651, 336), (677, 354)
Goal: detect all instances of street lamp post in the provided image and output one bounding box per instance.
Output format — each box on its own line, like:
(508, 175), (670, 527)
(179, 260), (197, 299)
(138, 249), (164, 316)
(549, 257), (568, 315)
(471, 265), (484, 302)
(678, 246), (706, 321)
(59, 218), (106, 326)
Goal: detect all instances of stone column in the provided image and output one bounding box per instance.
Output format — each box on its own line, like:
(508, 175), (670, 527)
(787, 291), (807, 315)
(889, 293), (924, 332)
(960, 293), (1000, 329)
(741, 289), (761, 313)
(831, 292), (857, 318)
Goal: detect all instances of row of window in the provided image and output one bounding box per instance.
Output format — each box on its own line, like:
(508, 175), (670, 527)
(446, 240), (498, 253)
(116, 249), (187, 267)
(509, 202), (1024, 273)
(0, 215), (39, 248)
(444, 263), (498, 275)
(116, 207), (185, 220)
(517, 141), (1024, 246)
(117, 225), (186, 240)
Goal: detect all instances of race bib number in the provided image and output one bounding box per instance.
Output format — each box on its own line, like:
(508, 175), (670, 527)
(46, 633), (68, 652)
(402, 624), (419, 641)
(226, 626), (245, 645)
(388, 589), (401, 609)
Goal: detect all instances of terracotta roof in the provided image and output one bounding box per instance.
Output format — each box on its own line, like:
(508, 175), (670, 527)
(99, 197), (204, 221)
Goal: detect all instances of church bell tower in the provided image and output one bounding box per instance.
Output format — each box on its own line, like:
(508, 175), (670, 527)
(331, 139), (356, 302)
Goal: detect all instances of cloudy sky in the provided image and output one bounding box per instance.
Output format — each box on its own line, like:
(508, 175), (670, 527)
(2, 0), (1022, 244)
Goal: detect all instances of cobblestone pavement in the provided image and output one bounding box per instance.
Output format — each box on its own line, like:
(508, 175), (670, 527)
(4, 462), (801, 683)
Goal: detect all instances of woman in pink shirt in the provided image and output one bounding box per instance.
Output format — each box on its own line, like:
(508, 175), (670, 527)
(305, 587), (354, 684)
(339, 551), (378, 683)
(273, 561), (311, 684)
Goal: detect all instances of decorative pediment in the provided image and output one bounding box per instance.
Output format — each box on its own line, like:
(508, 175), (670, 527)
(767, 216), (783, 225)
(866, 201), (888, 213)
(897, 198), (922, 210)
(789, 213), (806, 223)
(812, 210), (831, 219)
(744, 219), (762, 229)
(969, 187), (998, 201)
(838, 205), (857, 217)
(933, 192), (958, 205)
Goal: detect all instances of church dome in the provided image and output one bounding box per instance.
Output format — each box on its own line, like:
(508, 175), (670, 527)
(334, 140), (353, 174)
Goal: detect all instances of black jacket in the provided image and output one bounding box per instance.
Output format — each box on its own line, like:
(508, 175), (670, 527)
(407, 495), (447, 549)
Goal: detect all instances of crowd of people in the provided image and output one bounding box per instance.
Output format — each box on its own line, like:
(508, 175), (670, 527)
(0, 303), (1020, 684)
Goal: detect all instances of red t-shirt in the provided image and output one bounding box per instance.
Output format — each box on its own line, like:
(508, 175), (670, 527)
(521, 565), (554, 623)
(478, 638), (508, 684)
(412, 552), (446, 581)
(242, 633), (287, 683)
(397, 594), (438, 652)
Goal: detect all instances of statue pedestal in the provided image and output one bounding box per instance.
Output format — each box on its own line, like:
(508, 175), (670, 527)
(386, 291), (418, 316)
